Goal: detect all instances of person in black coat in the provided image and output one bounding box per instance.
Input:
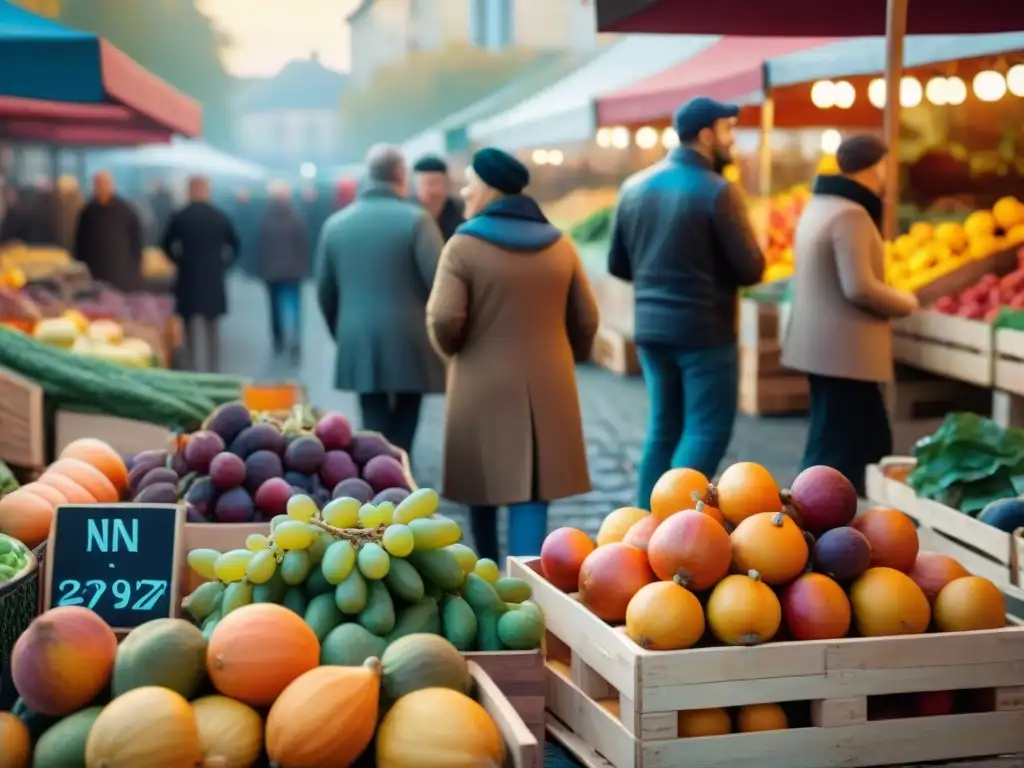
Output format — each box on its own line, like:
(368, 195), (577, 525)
(74, 172), (145, 293)
(162, 175), (240, 372)
(412, 155), (465, 242)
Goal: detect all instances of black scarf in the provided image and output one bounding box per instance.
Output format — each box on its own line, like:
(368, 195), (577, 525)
(813, 174), (883, 231)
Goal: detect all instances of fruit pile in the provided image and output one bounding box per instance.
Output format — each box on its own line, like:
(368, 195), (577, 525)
(152, 402), (413, 522)
(0, 533), (34, 586)
(184, 486), (544, 654)
(1, 605), (510, 767)
(932, 264), (1024, 320)
(541, 462), (1007, 652)
(761, 184), (810, 283)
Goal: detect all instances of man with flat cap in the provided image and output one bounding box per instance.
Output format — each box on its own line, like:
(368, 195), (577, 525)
(783, 134), (918, 495)
(412, 154), (465, 241)
(608, 96), (765, 508)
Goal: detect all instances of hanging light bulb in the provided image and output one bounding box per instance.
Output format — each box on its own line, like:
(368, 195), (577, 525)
(820, 129), (842, 155)
(925, 76), (950, 105)
(867, 78), (887, 109)
(595, 127), (613, 149)
(945, 76), (967, 105)
(547, 149), (564, 166)
(661, 128), (679, 149)
(810, 80), (837, 109)
(833, 81), (856, 109)
(973, 70), (1007, 102)
(900, 76), (923, 108)
(1007, 64), (1024, 97)
(531, 149), (548, 165)
(635, 126), (660, 150)
(610, 126), (631, 150)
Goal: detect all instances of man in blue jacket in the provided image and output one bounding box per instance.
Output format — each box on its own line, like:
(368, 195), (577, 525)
(608, 97), (765, 508)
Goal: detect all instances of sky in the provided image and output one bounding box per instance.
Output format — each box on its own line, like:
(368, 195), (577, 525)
(195, 0), (360, 77)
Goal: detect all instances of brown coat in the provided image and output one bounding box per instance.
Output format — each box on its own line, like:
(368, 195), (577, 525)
(426, 233), (599, 506)
(782, 193), (918, 383)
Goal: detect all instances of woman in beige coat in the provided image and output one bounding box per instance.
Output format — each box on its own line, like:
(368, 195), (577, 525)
(426, 147), (599, 561)
(782, 135), (918, 494)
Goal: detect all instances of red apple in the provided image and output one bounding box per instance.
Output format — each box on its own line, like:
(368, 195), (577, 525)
(910, 690), (955, 717)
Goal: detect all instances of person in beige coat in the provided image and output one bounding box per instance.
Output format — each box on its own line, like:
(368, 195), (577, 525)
(426, 147), (599, 561)
(782, 135), (918, 495)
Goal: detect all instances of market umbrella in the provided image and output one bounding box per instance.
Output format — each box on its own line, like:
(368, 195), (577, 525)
(594, 0), (1024, 238)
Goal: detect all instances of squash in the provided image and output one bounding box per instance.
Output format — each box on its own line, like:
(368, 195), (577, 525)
(376, 687), (505, 768)
(578, 542), (655, 622)
(908, 552), (969, 604)
(207, 603), (320, 706)
(85, 686), (202, 768)
(12, 606), (118, 716)
(0, 712), (30, 768)
(625, 581), (705, 650)
(622, 515), (659, 552)
(36, 472), (96, 504)
(730, 511), (809, 585)
(646, 509), (732, 590)
(850, 567), (930, 636)
(705, 570), (781, 646)
(46, 459), (118, 504)
(933, 576), (1006, 632)
(112, 618), (207, 699)
(60, 438), (129, 496)
(649, 468), (709, 521)
(737, 703), (788, 732)
(32, 707), (102, 768)
(265, 660), (381, 768)
(192, 695), (263, 768)
(0, 489), (53, 549)
(596, 507), (649, 546)
(780, 573), (851, 640)
(17, 481), (68, 508)
(712, 462), (781, 527)
(677, 708), (731, 737)
(851, 507), (919, 573)
(381, 633), (472, 703)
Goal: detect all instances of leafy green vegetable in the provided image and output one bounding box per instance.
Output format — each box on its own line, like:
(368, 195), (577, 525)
(569, 207), (613, 244)
(908, 412), (1024, 514)
(0, 459), (18, 497)
(992, 307), (1024, 331)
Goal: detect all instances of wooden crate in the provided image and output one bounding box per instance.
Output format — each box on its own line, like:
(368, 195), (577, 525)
(892, 312), (993, 386)
(993, 329), (1024, 428)
(53, 411), (174, 458)
(509, 556), (1024, 768)
(0, 365), (45, 470)
(469, 660), (541, 768)
(865, 460), (1021, 597)
(738, 299), (809, 416)
(467, 650), (545, 768)
(591, 326), (640, 376)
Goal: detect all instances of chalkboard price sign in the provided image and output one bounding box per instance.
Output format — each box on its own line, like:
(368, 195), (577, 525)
(45, 504), (185, 630)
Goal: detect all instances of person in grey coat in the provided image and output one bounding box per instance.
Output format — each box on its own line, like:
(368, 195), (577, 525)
(316, 144), (445, 456)
(257, 182), (310, 364)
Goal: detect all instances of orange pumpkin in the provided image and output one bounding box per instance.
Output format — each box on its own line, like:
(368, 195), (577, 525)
(540, 527), (596, 592)
(597, 507), (650, 546)
(691, 493), (726, 527)
(0, 490), (53, 549)
(46, 458), (118, 504)
(18, 481), (68, 508)
(266, 661), (381, 768)
(851, 507), (919, 573)
(933, 576), (1005, 632)
(850, 567), (930, 636)
(36, 472), (96, 504)
(737, 703), (788, 732)
(908, 552), (970, 604)
(578, 543), (655, 622)
(625, 581), (705, 650)
(622, 515), (659, 552)
(713, 462), (781, 527)
(730, 511), (808, 585)
(0, 712), (30, 768)
(650, 467), (709, 521)
(677, 708), (731, 738)
(60, 438), (129, 496)
(780, 573), (851, 640)
(706, 570), (781, 646)
(647, 509), (732, 590)
(207, 603), (320, 706)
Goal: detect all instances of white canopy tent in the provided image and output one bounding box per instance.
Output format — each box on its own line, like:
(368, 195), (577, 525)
(90, 137), (268, 181)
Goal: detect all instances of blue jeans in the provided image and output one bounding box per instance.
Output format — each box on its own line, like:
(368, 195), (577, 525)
(470, 502), (549, 562)
(266, 281), (301, 353)
(636, 343), (738, 509)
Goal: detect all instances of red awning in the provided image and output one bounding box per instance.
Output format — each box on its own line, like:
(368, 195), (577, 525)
(0, 96), (138, 124)
(596, 36), (831, 127)
(596, 0), (1024, 36)
(0, 95), (176, 146)
(0, 121), (172, 146)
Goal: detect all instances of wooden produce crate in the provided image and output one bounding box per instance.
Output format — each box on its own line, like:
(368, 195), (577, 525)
(469, 660), (542, 768)
(865, 459), (1022, 598)
(591, 326), (640, 377)
(0, 365), (46, 471)
(467, 650), (545, 768)
(509, 556), (1024, 768)
(120, 319), (171, 368)
(53, 410), (173, 458)
(993, 329), (1024, 428)
(738, 298), (808, 416)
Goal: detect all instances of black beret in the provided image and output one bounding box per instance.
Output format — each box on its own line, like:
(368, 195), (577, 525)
(471, 147), (529, 195)
(673, 96), (740, 143)
(836, 135), (888, 174)
(412, 155), (448, 174)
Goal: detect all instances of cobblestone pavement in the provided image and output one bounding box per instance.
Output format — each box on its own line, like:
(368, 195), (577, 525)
(218, 275), (808, 551)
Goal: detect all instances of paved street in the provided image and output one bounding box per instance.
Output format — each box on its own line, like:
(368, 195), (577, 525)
(217, 274), (809, 550)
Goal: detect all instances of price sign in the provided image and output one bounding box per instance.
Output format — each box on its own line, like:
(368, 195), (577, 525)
(44, 504), (184, 631)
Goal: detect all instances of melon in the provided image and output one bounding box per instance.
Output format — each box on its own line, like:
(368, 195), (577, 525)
(85, 686), (202, 767)
(111, 618), (208, 699)
(380, 633), (472, 704)
(192, 695), (263, 768)
(32, 707), (103, 768)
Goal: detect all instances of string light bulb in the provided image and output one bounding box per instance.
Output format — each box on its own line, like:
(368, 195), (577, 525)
(810, 80), (836, 109)
(635, 126), (660, 150)
(946, 76), (967, 105)
(1007, 64), (1024, 97)
(833, 81), (855, 109)
(596, 128), (613, 148)
(867, 78), (886, 109)
(973, 70), (1007, 102)
(661, 128), (679, 149)
(900, 76), (923, 108)
(610, 126), (631, 150)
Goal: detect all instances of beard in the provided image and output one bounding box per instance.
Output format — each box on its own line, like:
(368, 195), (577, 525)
(711, 145), (733, 175)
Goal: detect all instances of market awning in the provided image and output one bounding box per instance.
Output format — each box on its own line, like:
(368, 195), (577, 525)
(0, 0), (201, 138)
(0, 95), (175, 145)
(595, 0), (1024, 36)
(596, 36), (831, 127)
(467, 35), (719, 151)
(95, 137), (268, 180)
